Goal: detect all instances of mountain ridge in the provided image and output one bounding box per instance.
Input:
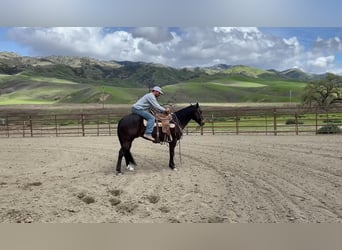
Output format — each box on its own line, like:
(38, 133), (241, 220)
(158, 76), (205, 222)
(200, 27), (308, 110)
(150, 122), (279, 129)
(0, 52), (330, 105)
(0, 52), (327, 83)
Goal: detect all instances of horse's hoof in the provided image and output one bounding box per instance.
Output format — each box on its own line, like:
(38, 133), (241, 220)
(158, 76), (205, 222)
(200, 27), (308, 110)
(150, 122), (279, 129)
(172, 167), (178, 171)
(126, 165), (135, 171)
(116, 172), (123, 176)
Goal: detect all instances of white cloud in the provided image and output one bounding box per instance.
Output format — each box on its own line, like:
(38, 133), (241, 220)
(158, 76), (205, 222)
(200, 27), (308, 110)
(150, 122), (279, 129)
(6, 27), (342, 74)
(307, 56), (335, 69)
(313, 37), (342, 54)
(131, 27), (173, 44)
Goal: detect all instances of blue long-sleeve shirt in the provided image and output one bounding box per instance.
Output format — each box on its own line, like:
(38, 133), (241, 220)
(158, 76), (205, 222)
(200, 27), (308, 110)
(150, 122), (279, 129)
(132, 93), (166, 112)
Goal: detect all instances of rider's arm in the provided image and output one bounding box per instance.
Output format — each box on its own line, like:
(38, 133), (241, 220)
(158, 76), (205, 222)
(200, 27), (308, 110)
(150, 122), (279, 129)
(146, 93), (166, 113)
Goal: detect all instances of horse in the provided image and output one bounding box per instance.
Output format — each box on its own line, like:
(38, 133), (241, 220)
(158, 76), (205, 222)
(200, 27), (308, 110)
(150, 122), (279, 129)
(115, 103), (205, 175)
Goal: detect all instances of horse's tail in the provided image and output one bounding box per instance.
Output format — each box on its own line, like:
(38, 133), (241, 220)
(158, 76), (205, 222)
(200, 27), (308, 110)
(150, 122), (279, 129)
(117, 118), (124, 146)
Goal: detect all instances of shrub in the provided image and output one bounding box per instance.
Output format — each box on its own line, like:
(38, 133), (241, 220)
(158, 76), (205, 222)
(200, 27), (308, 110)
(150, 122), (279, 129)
(317, 125), (342, 134)
(285, 119), (304, 125)
(323, 119), (342, 124)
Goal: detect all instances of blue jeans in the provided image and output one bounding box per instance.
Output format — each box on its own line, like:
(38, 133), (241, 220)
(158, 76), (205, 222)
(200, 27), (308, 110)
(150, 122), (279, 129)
(131, 107), (155, 134)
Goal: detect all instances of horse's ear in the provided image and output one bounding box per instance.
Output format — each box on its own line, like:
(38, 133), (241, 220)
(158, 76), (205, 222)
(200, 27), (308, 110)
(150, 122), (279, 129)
(196, 102), (199, 108)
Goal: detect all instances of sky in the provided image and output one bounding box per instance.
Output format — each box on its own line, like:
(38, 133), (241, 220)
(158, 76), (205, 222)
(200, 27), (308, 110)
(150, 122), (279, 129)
(1, 1), (342, 74)
(2, 27), (342, 74)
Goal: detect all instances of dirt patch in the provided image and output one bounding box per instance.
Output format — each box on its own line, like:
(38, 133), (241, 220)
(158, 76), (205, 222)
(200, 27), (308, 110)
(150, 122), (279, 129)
(1, 135), (342, 222)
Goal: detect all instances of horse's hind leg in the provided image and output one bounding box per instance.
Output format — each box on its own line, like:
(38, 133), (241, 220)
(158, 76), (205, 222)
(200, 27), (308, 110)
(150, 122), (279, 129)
(116, 147), (134, 175)
(124, 150), (136, 167)
(123, 141), (136, 171)
(116, 147), (125, 175)
(124, 152), (135, 171)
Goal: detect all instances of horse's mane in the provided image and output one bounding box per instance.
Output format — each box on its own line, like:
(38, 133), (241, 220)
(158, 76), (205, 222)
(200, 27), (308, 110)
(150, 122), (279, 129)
(173, 104), (197, 128)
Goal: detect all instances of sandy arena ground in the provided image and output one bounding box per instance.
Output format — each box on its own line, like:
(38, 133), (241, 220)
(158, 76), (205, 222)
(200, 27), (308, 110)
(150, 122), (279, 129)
(1, 135), (342, 223)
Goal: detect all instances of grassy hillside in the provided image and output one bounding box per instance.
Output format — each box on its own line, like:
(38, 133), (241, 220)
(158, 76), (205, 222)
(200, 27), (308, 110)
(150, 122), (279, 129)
(0, 53), (315, 105)
(0, 72), (306, 105)
(0, 74), (149, 105)
(163, 76), (306, 104)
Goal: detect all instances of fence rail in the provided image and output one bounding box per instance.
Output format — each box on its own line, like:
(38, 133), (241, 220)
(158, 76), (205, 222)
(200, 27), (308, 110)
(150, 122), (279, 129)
(1, 106), (342, 138)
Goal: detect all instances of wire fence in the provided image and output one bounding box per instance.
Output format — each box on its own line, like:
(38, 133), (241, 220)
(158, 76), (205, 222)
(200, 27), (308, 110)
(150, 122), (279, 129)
(1, 105), (342, 138)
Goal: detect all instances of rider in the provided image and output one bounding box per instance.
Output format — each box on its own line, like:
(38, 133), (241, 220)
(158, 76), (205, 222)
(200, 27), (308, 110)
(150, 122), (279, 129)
(132, 86), (170, 141)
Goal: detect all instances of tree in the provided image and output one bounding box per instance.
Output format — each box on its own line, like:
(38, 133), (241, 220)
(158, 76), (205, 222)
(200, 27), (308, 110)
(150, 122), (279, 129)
(302, 73), (342, 107)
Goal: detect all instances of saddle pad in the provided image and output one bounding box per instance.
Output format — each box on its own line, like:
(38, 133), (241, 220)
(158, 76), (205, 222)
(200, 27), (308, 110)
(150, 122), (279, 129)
(143, 120), (175, 128)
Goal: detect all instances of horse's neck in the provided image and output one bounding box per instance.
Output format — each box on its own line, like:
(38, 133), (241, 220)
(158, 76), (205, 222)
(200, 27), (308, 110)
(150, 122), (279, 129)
(174, 107), (194, 129)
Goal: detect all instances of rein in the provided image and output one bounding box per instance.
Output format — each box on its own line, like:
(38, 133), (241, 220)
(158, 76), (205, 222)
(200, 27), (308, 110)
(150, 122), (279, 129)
(170, 109), (187, 167)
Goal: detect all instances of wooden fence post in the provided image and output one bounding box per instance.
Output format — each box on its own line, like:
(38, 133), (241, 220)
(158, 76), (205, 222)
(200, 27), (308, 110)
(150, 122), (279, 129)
(273, 108), (277, 136)
(108, 114), (111, 136)
(211, 114), (215, 135)
(315, 107), (318, 134)
(81, 113), (85, 136)
(29, 115), (33, 137)
(265, 113), (268, 135)
(295, 113), (298, 135)
(6, 116), (9, 137)
(54, 115), (58, 137)
(23, 120), (25, 137)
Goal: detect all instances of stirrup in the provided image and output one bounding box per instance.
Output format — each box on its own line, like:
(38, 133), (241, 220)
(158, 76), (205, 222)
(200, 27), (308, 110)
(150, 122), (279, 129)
(162, 135), (172, 143)
(143, 134), (155, 141)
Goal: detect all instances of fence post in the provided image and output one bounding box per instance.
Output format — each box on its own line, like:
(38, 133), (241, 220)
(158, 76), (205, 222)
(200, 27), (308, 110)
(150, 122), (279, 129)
(6, 116), (9, 137)
(315, 107), (318, 134)
(108, 114), (111, 136)
(265, 113), (268, 135)
(295, 113), (298, 135)
(54, 115), (58, 137)
(29, 115), (33, 137)
(273, 108), (277, 136)
(211, 114), (215, 135)
(81, 113), (85, 136)
(23, 120), (25, 137)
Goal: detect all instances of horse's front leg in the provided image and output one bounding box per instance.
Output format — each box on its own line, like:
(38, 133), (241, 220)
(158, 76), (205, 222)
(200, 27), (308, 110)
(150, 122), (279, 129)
(168, 141), (177, 170)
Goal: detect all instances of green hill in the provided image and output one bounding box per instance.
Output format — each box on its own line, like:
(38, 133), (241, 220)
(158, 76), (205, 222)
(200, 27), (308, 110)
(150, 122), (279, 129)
(0, 52), (327, 105)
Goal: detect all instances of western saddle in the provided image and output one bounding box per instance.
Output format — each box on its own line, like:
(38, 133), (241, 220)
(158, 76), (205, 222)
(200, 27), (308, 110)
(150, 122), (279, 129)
(145, 110), (174, 143)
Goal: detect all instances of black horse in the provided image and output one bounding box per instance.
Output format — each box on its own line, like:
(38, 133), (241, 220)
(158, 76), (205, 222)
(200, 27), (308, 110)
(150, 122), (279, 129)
(116, 103), (205, 175)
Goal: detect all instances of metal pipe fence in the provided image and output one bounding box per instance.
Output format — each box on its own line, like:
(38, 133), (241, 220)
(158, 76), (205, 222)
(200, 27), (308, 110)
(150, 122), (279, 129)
(0, 112), (121, 138)
(197, 106), (342, 135)
(1, 106), (342, 138)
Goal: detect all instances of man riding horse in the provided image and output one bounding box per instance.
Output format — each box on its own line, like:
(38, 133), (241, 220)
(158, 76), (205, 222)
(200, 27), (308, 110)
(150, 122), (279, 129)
(116, 100), (204, 175)
(116, 85), (204, 175)
(131, 86), (170, 142)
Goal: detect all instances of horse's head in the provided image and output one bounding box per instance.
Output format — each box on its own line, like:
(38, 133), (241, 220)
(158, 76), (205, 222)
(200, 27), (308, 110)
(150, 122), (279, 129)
(192, 103), (205, 126)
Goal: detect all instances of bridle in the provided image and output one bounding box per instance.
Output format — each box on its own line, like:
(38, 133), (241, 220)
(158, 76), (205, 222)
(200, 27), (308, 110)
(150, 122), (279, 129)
(195, 108), (204, 126)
